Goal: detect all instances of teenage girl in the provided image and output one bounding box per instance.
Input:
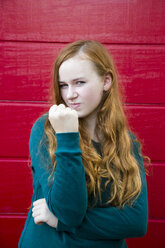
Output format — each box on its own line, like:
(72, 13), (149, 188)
(19, 40), (149, 248)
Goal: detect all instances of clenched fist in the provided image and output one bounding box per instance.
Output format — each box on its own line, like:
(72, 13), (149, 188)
(49, 104), (79, 133)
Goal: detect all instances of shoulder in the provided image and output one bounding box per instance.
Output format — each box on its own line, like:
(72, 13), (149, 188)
(128, 130), (141, 156)
(128, 131), (144, 167)
(128, 130), (137, 141)
(29, 113), (51, 169)
(128, 130), (140, 149)
(31, 112), (48, 135)
(29, 112), (48, 147)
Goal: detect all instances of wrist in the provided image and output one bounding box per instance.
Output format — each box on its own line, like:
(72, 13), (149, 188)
(55, 129), (78, 133)
(55, 132), (81, 154)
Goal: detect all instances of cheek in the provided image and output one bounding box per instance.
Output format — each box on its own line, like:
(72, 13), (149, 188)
(79, 84), (97, 99)
(82, 85), (103, 102)
(60, 90), (67, 101)
(80, 90), (91, 100)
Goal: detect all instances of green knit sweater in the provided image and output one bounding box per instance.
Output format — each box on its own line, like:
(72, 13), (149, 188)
(19, 113), (148, 248)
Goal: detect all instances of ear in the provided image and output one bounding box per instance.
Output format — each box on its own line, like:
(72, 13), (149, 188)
(103, 74), (112, 91)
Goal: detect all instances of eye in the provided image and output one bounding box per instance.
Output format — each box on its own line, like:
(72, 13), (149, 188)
(76, 81), (86, 85)
(59, 83), (68, 89)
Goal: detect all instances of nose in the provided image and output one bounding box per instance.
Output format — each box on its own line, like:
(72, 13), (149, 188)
(66, 86), (78, 100)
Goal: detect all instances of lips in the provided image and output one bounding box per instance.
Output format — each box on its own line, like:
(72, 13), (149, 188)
(69, 103), (81, 109)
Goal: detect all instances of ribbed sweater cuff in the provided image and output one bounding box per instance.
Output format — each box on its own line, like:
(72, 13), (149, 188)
(55, 132), (81, 154)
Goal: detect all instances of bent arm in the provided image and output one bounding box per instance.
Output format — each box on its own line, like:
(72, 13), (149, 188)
(30, 115), (88, 227)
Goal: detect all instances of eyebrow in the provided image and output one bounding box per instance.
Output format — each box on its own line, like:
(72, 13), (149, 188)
(58, 77), (86, 84)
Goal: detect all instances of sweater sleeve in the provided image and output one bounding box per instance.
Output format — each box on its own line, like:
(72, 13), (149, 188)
(29, 115), (88, 227)
(56, 137), (148, 240)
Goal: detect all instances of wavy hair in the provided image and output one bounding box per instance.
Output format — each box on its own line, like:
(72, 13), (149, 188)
(43, 40), (150, 208)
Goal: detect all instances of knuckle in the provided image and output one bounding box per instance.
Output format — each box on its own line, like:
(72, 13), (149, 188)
(59, 104), (64, 107)
(49, 105), (57, 115)
(49, 104), (56, 112)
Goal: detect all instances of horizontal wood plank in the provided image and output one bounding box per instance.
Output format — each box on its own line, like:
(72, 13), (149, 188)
(0, 103), (164, 161)
(0, 159), (32, 214)
(147, 164), (165, 219)
(0, 159), (165, 220)
(0, 42), (62, 102)
(0, 0), (165, 44)
(0, 215), (26, 248)
(0, 102), (50, 158)
(114, 45), (165, 104)
(0, 42), (165, 104)
(0, 216), (164, 248)
(125, 105), (165, 161)
(126, 220), (165, 248)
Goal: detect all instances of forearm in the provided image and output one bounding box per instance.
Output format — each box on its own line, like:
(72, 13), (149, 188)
(45, 133), (88, 226)
(30, 118), (88, 227)
(56, 138), (148, 240)
(56, 190), (148, 240)
(45, 181), (147, 240)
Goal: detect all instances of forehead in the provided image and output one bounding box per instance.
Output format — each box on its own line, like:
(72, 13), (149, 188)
(59, 56), (97, 82)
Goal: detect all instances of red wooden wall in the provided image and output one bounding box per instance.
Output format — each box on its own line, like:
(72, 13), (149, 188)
(0, 0), (165, 247)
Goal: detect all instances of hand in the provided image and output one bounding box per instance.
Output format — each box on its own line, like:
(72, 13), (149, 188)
(32, 198), (58, 228)
(48, 104), (78, 133)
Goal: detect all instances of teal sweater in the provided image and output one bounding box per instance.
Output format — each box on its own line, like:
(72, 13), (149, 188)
(19, 114), (148, 248)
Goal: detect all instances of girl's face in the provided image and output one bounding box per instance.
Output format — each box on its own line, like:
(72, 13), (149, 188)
(58, 55), (110, 120)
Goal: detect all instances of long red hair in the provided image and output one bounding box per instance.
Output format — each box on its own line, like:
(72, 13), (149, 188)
(43, 40), (149, 208)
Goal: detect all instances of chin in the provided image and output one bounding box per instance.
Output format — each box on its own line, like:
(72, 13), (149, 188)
(77, 112), (86, 119)
(77, 114), (85, 119)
